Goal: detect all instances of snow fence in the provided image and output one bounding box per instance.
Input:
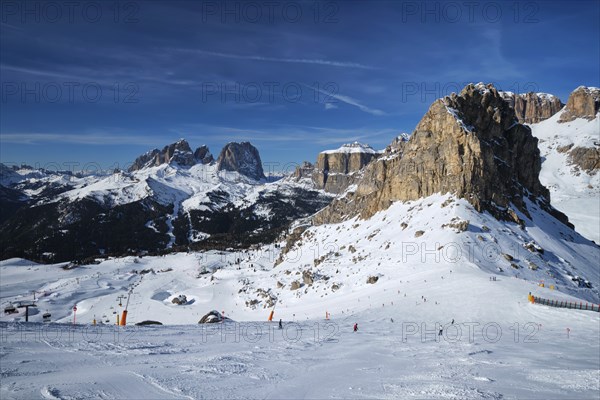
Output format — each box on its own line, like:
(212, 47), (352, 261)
(528, 294), (600, 313)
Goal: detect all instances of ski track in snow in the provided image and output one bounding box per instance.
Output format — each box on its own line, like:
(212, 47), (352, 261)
(1, 192), (599, 399)
(1, 319), (598, 399)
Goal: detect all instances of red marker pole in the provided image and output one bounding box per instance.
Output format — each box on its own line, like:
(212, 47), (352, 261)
(73, 305), (77, 325)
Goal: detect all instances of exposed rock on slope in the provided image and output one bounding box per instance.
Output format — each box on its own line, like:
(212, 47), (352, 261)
(559, 86), (600, 122)
(501, 92), (563, 123)
(129, 139), (212, 171)
(568, 146), (600, 173)
(314, 83), (570, 227)
(312, 142), (382, 194)
(216, 142), (266, 181)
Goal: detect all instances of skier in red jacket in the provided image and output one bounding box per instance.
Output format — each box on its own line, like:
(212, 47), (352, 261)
(353, 323), (358, 332)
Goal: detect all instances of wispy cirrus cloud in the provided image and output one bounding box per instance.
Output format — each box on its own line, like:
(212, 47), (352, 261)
(176, 123), (397, 147)
(310, 86), (387, 116)
(176, 48), (377, 70)
(0, 132), (165, 147)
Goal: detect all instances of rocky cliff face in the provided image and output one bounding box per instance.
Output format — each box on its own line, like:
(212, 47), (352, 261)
(559, 86), (600, 123)
(384, 133), (410, 156)
(312, 143), (381, 194)
(129, 139), (212, 172)
(193, 145), (214, 164)
(216, 142), (266, 181)
(500, 92), (563, 124)
(314, 83), (571, 227)
(291, 162), (315, 181)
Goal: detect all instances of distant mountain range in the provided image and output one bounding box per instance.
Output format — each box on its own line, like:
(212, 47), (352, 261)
(1, 83), (598, 267)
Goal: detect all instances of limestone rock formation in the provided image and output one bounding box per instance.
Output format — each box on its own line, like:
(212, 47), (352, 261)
(568, 147), (600, 173)
(314, 83), (571, 227)
(559, 86), (600, 122)
(302, 270), (314, 285)
(129, 139), (211, 172)
(216, 142), (266, 181)
(291, 162), (315, 181)
(312, 142), (382, 194)
(501, 92), (563, 123)
(193, 145), (214, 164)
(384, 133), (411, 155)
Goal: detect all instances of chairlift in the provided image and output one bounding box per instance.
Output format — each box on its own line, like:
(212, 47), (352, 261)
(4, 304), (17, 314)
(42, 311), (51, 322)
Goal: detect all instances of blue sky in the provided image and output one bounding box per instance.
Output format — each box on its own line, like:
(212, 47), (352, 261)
(1, 0), (599, 172)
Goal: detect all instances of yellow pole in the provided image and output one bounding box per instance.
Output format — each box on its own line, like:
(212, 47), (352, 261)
(116, 314), (120, 325)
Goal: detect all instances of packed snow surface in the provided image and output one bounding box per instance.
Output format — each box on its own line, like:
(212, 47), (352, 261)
(1, 194), (598, 399)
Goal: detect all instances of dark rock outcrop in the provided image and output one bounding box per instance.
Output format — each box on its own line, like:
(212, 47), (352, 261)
(559, 86), (600, 122)
(194, 145), (214, 164)
(568, 147), (600, 173)
(199, 310), (227, 323)
(129, 139), (205, 172)
(501, 92), (563, 123)
(314, 83), (571, 228)
(135, 320), (163, 326)
(216, 142), (265, 181)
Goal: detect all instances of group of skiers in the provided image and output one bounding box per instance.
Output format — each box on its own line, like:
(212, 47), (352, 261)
(276, 319), (459, 335)
(277, 318), (360, 332)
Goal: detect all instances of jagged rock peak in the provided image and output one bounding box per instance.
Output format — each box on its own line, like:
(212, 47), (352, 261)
(194, 145), (214, 164)
(291, 161), (315, 181)
(558, 86), (600, 123)
(499, 90), (563, 124)
(129, 139), (213, 172)
(313, 82), (571, 227)
(216, 142), (265, 181)
(385, 133), (411, 155)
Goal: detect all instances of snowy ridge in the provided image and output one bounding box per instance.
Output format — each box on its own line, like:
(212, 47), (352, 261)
(529, 107), (600, 243)
(499, 90), (558, 101)
(321, 141), (383, 155)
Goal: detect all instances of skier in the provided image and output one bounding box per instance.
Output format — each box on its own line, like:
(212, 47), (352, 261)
(353, 323), (358, 332)
(451, 319), (455, 325)
(438, 326), (443, 336)
(278, 319), (283, 329)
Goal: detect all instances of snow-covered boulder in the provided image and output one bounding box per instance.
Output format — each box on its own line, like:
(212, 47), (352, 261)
(198, 310), (224, 324)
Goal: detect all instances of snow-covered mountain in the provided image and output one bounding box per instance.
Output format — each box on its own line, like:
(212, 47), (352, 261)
(289, 141), (384, 194)
(128, 139), (214, 171)
(528, 86), (600, 243)
(0, 141), (332, 262)
(1, 83), (598, 399)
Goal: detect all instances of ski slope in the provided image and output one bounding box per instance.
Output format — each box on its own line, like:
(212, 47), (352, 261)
(1, 194), (599, 399)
